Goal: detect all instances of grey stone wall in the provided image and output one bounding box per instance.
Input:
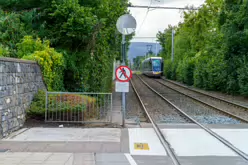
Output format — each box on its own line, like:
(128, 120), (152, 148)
(0, 57), (46, 138)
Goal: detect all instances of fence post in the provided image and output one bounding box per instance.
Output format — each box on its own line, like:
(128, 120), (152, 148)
(45, 91), (48, 122)
(110, 93), (113, 122)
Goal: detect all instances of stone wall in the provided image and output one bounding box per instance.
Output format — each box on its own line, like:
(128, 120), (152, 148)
(0, 57), (46, 138)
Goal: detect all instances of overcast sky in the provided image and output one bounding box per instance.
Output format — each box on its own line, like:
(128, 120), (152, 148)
(129, 0), (205, 42)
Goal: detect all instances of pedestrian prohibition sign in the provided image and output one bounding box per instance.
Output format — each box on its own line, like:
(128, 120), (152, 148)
(115, 66), (132, 82)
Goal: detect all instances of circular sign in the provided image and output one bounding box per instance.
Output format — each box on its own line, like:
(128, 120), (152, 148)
(116, 14), (137, 35)
(115, 66), (132, 82)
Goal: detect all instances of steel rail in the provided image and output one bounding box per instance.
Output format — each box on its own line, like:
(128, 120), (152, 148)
(164, 78), (248, 110)
(47, 92), (112, 95)
(154, 79), (248, 123)
(137, 75), (248, 161)
(130, 78), (181, 165)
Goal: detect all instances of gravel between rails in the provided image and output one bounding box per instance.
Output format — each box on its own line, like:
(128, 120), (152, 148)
(126, 81), (147, 122)
(132, 75), (189, 123)
(141, 75), (241, 124)
(158, 79), (248, 121)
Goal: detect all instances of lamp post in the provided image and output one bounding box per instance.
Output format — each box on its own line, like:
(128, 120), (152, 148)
(171, 29), (175, 62)
(146, 44), (152, 59)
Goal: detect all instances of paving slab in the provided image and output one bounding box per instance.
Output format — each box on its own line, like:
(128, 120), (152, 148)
(0, 152), (95, 165)
(0, 141), (121, 153)
(212, 129), (248, 154)
(161, 128), (248, 156)
(96, 153), (130, 165)
(132, 155), (173, 165)
(1, 125), (248, 165)
(128, 128), (167, 156)
(1, 152), (248, 165)
(4, 128), (121, 142)
(178, 156), (248, 165)
(112, 91), (123, 126)
(120, 128), (130, 153)
(132, 155), (248, 165)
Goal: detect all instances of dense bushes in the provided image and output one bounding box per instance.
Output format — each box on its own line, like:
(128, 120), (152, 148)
(157, 0), (248, 96)
(27, 90), (98, 120)
(0, 44), (9, 57)
(0, 10), (28, 57)
(26, 90), (46, 120)
(1, 0), (131, 120)
(163, 59), (176, 80)
(0, 0), (131, 93)
(17, 36), (65, 91)
(176, 57), (195, 85)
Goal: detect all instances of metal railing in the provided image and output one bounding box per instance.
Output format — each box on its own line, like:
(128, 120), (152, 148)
(45, 92), (112, 123)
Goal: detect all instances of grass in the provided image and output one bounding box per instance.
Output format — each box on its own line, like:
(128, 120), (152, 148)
(134, 71), (142, 75)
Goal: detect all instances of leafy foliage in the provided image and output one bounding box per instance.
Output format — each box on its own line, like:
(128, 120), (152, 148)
(157, 0), (248, 96)
(26, 90), (46, 120)
(0, 0), (132, 93)
(176, 57), (195, 85)
(48, 93), (97, 121)
(19, 36), (65, 91)
(0, 44), (10, 57)
(26, 90), (98, 120)
(0, 9), (28, 57)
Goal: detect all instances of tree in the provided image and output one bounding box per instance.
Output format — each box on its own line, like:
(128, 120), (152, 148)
(156, 0), (248, 95)
(219, 0), (248, 95)
(0, 0), (133, 92)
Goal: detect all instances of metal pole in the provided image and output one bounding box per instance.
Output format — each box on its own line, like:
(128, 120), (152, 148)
(155, 41), (157, 56)
(171, 30), (174, 62)
(122, 34), (126, 126)
(45, 91), (48, 122)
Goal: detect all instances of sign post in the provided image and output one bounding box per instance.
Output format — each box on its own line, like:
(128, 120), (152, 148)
(115, 65), (133, 125)
(116, 14), (136, 126)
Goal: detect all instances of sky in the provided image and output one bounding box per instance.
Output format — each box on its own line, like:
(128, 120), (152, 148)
(128, 0), (205, 42)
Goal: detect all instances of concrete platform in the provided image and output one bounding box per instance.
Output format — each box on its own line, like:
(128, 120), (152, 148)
(133, 155), (248, 165)
(0, 152), (248, 165)
(0, 125), (248, 164)
(4, 128), (121, 142)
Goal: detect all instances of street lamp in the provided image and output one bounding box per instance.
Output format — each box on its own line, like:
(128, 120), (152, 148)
(171, 29), (175, 62)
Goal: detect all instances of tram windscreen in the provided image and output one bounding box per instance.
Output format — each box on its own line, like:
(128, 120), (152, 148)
(152, 59), (161, 71)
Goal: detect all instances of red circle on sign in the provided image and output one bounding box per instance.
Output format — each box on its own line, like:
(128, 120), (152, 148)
(115, 65), (132, 82)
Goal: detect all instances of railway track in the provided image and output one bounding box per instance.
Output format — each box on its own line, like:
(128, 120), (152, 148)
(131, 75), (190, 123)
(141, 75), (244, 124)
(126, 81), (148, 123)
(132, 74), (248, 162)
(164, 78), (248, 108)
(154, 78), (248, 123)
(130, 76), (181, 165)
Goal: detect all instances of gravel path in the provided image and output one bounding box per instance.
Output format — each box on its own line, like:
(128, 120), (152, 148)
(158, 79), (248, 121)
(141, 75), (241, 124)
(132, 75), (189, 123)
